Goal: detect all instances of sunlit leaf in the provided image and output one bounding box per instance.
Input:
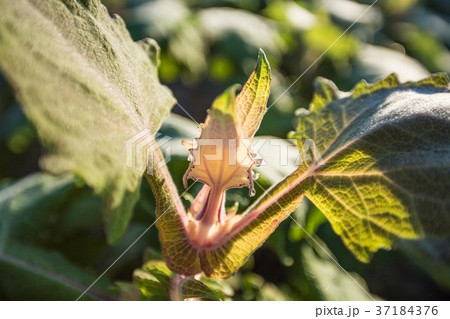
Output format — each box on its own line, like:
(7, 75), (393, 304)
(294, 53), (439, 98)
(290, 73), (450, 261)
(133, 260), (172, 300)
(302, 18), (359, 62)
(179, 277), (221, 301)
(0, 0), (175, 243)
(133, 259), (222, 300)
(235, 49), (271, 138)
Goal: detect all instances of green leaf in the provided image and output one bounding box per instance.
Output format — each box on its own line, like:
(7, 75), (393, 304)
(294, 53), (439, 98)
(291, 73), (450, 261)
(116, 282), (143, 301)
(133, 260), (172, 300)
(288, 204), (327, 243)
(302, 19), (359, 62)
(180, 277), (221, 301)
(0, 173), (76, 244)
(159, 113), (199, 139)
(0, 173), (115, 300)
(0, 0), (175, 243)
(397, 238), (450, 290)
(299, 241), (377, 301)
(235, 49), (271, 138)
(133, 259), (223, 300)
(198, 8), (284, 56)
(228, 272), (287, 301)
(0, 242), (114, 300)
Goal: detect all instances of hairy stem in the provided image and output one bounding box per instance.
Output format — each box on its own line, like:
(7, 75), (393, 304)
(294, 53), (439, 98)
(144, 145), (186, 222)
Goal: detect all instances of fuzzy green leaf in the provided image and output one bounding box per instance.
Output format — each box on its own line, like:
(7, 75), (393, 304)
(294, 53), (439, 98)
(291, 73), (450, 261)
(235, 49), (271, 138)
(0, 0), (175, 243)
(218, 74), (449, 270)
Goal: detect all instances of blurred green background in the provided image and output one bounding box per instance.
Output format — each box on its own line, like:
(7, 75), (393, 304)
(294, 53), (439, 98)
(1, 0), (449, 300)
